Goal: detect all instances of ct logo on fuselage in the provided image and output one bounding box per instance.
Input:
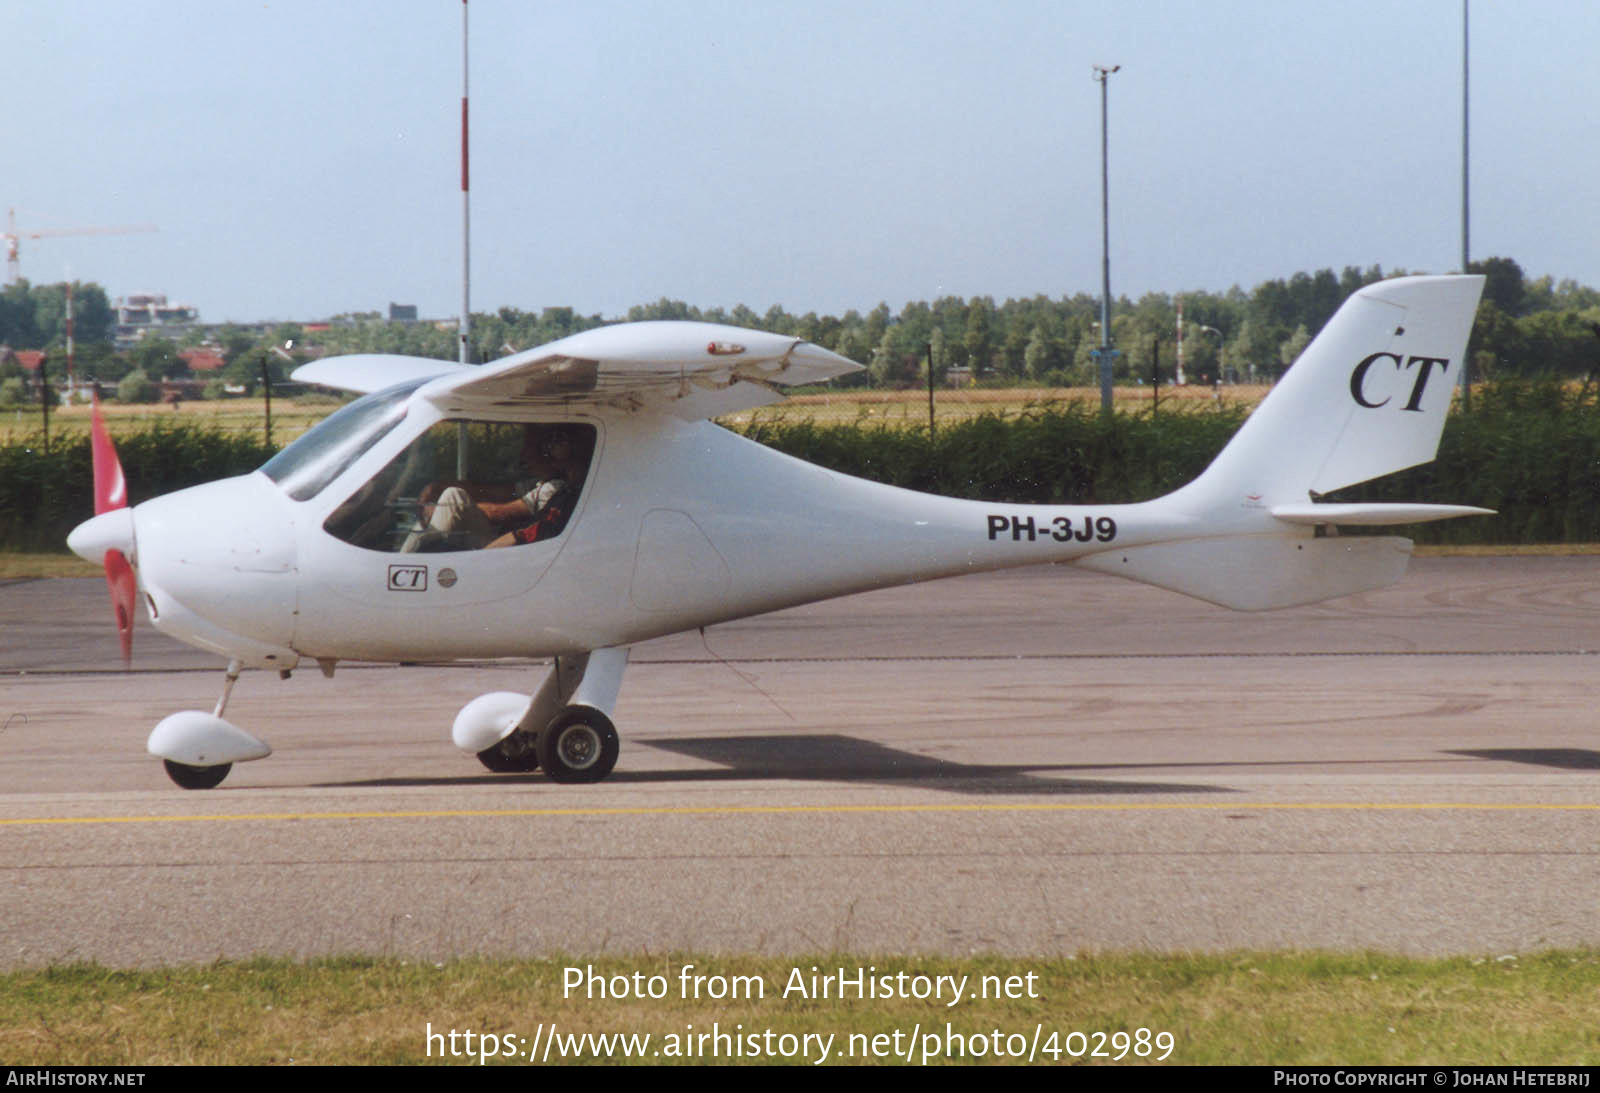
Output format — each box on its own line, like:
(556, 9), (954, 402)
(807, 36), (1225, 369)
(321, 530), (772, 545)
(387, 564), (428, 592)
(1349, 352), (1451, 412)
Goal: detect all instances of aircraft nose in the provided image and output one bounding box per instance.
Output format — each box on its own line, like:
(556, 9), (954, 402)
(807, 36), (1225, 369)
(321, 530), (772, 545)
(68, 507), (136, 565)
(136, 475), (300, 654)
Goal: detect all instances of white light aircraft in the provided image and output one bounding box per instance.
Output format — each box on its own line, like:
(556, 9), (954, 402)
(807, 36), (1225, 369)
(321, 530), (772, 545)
(68, 275), (1489, 788)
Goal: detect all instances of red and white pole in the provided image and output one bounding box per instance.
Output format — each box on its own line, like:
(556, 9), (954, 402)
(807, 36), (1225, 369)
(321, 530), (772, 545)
(66, 281), (76, 393)
(459, 0), (471, 369)
(1175, 296), (1186, 386)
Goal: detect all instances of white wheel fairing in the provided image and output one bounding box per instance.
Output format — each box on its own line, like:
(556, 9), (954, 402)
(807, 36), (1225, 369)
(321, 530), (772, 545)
(148, 711), (271, 766)
(451, 691), (532, 752)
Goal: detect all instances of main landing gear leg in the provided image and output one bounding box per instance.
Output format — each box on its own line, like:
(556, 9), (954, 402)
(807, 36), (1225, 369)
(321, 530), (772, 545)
(464, 656), (586, 772)
(537, 646), (629, 785)
(457, 648), (630, 784)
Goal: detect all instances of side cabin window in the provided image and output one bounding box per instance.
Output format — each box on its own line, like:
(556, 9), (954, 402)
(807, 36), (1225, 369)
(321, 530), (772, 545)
(323, 421), (596, 554)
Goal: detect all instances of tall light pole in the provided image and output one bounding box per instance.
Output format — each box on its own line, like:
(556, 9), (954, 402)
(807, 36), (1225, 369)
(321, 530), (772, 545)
(1092, 64), (1120, 413)
(1198, 324), (1224, 385)
(457, 0), (473, 478)
(459, 0), (472, 370)
(1459, 0), (1472, 410)
(1461, 0), (1470, 276)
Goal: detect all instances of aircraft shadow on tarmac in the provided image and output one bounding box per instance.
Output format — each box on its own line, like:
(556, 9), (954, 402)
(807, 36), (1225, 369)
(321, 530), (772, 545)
(1448, 748), (1600, 770)
(319, 734), (1233, 796)
(636, 735), (1231, 795)
(294, 740), (1600, 794)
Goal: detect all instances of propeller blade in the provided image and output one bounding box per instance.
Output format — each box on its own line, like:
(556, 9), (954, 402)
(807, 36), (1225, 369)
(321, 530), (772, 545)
(90, 394), (127, 515)
(105, 548), (136, 664)
(89, 395), (134, 662)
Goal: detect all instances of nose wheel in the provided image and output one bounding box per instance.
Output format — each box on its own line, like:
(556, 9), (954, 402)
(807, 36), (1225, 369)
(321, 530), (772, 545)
(537, 708), (619, 784)
(162, 759), (232, 790)
(148, 660), (270, 789)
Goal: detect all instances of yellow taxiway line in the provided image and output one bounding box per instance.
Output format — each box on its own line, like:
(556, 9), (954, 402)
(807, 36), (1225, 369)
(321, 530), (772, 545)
(5, 800), (1600, 827)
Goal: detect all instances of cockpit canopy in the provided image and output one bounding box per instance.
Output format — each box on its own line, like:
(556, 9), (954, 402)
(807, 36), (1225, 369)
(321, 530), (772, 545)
(260, 377), (598, 554)
(259, 378), (424, 501)
(323, 420), (596, 554)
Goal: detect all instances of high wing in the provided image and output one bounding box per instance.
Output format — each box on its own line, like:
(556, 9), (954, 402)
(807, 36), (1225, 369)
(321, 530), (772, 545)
(291, 354), (474, 394)
(291, 322), (861, 418)
(419, 321), (861, 419)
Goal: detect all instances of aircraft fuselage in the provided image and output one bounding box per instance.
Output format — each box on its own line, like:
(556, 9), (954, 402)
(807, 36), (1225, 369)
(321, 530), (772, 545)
(133, 402), (1225, 668)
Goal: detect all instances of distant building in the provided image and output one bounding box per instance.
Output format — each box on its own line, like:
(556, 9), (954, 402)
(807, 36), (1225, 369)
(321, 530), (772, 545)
(113, 292), (200, 348)
(388, 302), (418, 322)
(177, 348), (224, 374)
(0, 347), (46, 374)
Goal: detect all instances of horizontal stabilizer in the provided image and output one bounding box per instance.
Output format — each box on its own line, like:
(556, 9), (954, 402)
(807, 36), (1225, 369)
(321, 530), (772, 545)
(1270, 503), (1495, 526)
(1076, 535), (1413, 611)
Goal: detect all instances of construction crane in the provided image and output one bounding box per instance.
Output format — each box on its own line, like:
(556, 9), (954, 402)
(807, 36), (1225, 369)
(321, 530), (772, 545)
(5, 207), (158, 285)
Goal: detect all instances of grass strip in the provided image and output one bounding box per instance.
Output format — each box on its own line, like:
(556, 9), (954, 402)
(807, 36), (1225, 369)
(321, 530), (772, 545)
(4, 951), (1600, 1065)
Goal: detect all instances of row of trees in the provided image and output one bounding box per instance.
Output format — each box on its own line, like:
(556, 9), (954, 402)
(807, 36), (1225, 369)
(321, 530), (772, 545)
(5, 258), (1598, 399)
(311, 258), (1600, 389)
(0, 280), (115, 349)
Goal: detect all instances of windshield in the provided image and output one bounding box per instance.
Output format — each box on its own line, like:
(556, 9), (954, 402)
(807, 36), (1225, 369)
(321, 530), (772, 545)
(260, 378), (427, 501)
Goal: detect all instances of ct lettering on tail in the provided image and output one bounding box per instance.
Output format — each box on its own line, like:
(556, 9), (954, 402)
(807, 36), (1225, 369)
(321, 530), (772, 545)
(1349, 352), (1452, 411)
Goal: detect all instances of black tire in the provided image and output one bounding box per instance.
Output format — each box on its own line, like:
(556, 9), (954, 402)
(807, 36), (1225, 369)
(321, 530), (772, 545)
(537, 707), (619, 784)
(476, 729), (540, 772)
(163, 759), (231, 790)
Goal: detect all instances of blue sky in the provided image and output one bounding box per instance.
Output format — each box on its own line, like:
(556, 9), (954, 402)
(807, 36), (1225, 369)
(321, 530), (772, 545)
(9, 1), (1596, 323)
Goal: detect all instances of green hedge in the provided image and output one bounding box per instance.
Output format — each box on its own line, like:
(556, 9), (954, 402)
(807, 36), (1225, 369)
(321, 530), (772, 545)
(1329, 378), (1600, 543)
(0, 421), (275, 552)
(736, 400), (1247, 504)
(5, 381), (1598, 552)
(740, 387), (1600, 545)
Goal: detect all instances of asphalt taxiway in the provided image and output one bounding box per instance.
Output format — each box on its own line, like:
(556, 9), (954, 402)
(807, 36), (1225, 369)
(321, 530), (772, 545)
(2, 556), (1597, 965)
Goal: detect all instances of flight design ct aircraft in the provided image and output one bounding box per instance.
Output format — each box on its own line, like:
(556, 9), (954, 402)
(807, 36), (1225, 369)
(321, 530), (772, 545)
(69, 275), (1489, 788)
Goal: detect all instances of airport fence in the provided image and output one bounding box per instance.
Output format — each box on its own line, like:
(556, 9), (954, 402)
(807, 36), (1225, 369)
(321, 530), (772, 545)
(2, 378), (1597, 553)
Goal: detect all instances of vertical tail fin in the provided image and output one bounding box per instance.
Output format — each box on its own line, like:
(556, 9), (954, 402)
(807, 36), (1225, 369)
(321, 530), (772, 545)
(1174, 275), (1485, 513)
(1079, 275), (1488, 611)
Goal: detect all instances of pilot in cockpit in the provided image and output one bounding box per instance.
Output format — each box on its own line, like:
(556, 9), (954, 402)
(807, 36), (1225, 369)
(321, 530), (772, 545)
(402, 425), (574, 552)
(486, 426), (587, 548)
